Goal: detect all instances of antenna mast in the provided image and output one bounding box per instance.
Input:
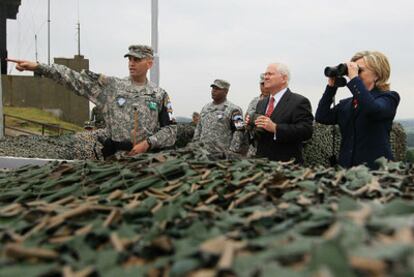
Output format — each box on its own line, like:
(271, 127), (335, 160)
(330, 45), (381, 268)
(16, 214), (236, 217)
(47, 0), (51, 65)
(150, 0), (159, 85)
(77, 0), (81, 55)
(35, 34), (38, 62)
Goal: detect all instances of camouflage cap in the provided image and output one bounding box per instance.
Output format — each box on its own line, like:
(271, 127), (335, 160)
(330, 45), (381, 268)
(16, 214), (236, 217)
(260, 73), (265, 84)
(124, 45), (154, 59)
(210, 79), (230, 90)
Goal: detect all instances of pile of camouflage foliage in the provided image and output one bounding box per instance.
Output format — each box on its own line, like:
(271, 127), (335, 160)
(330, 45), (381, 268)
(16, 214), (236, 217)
(0, 123), (407, 167)
(0, 124), (195, 161)
(0, 130), (105, 160)
(303, 122), (407, 167)
(1, 146), (414, 276)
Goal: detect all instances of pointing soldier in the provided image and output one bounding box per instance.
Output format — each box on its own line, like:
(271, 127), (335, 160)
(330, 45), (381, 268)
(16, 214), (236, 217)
(7, 45), (176, 159)
(193, 79), (246, 155)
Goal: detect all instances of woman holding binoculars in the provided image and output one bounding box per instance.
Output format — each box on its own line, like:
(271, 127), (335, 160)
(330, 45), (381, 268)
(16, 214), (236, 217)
(315, 51), (400, 169)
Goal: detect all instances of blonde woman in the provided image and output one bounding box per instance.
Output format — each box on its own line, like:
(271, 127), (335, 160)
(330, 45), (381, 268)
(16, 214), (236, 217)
(315, 51), (400, 169)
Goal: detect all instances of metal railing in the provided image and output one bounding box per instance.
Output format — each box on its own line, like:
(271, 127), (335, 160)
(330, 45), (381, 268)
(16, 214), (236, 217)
(3, 114), (76, 136)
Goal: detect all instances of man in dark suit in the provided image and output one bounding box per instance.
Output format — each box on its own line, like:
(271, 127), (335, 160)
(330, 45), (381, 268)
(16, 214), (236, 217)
(249, 63), (313, 163)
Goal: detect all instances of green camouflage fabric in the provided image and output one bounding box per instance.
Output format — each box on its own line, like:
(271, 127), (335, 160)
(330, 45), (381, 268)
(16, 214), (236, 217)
(245, 72), (268, 156)
(245, 96), (263, 157)
(260, 72), (265, 84)
(124, 45), (154, 59)
(35, 64), (176, 149)
(246, 96), (260, 117)
(90, 106), (106, 129)
(210, 79), (230, 89)
(1, 148), (414, 276)
(193, 100), (246, 154)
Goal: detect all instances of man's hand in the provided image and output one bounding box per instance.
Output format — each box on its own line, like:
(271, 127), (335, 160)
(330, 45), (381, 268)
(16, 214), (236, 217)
(6, 58), (39, 72)
(255, 115), (277, 133)
(245, 114), (251, 125)
(128, 140), (150, 156)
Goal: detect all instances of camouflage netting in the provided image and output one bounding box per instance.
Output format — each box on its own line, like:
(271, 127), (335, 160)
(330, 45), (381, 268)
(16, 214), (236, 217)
(0, 124), (194, 160)
(389, 122), (407, 161)
(175, 123), (195, 148)
(1, 148), (414, 276)
(0, 129), (108, 160)
(303, 122), (407, 167)
(0, 122), (406, 167)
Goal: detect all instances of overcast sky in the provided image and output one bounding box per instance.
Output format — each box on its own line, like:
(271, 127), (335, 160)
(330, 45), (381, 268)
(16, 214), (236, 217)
(7, 0), (414, 119)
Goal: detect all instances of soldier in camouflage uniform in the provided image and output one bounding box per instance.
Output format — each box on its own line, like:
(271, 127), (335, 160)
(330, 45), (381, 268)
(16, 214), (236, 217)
(246, 73), (271, 157)
(193, 79), (246, 154)
(191, 112), (200, 126)
(246, 73), (270, 116)
(7, 45), (176, 159)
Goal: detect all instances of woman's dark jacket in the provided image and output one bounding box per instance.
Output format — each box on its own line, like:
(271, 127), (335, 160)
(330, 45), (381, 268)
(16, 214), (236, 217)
(315, 77), (400, 169)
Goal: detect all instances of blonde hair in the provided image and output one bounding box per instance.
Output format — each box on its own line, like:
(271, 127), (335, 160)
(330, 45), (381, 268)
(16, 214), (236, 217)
(351, 51), (391, 91)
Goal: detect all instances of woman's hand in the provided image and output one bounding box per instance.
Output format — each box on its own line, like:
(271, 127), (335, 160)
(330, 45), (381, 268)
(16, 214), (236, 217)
(327, 77), (336, 87)
(346, 62), (359, 80)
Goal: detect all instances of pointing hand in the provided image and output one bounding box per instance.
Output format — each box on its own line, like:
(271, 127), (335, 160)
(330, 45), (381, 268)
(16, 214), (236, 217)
(6, 58), (39, 72)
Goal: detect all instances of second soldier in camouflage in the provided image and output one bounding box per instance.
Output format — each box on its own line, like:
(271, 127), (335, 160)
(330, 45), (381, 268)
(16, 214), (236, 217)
(193, 79), (247, 155)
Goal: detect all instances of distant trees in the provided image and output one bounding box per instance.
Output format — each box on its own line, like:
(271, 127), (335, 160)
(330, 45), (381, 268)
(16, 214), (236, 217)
(407, 133), (414, 148)
(406, 148), (414, 163)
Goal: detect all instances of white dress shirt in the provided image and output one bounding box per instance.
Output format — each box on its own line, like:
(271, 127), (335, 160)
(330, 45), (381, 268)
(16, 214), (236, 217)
(266, 88), (288, 141)
(265, 88), (288, 115)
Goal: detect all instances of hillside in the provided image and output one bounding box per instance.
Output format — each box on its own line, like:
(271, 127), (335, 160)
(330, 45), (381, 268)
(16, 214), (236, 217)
(398, 119), (414, 133)
(3, 107), (83, 136)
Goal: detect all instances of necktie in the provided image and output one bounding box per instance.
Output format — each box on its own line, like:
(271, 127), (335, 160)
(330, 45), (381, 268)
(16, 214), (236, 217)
(265, 96), (275, 117)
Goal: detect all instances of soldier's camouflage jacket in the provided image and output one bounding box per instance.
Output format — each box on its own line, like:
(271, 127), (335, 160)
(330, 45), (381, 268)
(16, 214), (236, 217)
(35, 64), (176, 149)
(246, 96), (260, 117)
(245, 96), (262, 157)
(90, 106), (106, 129)
(193, 100), (246, 154)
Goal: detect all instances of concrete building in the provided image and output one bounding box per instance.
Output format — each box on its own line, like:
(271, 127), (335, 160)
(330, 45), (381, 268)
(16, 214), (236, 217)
(2, 55), (90, 126)
(1, 0), (21, 138)
(1, 1), (89, 127)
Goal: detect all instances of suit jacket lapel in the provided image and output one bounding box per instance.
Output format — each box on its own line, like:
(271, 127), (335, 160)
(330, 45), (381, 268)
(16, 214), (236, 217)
(270, 89), (291, 121)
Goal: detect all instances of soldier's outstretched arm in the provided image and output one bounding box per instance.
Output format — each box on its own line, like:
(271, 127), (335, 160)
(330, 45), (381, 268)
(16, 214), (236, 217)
(7, 58), (104, 104)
